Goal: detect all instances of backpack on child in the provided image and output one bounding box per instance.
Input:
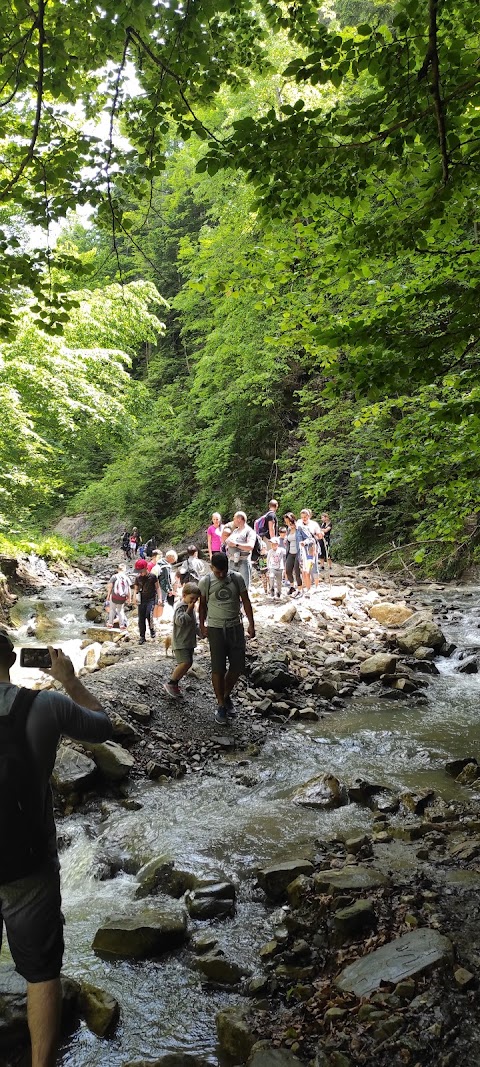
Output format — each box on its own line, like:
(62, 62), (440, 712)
(111, 573), (130, 602)
(0, 689), (48, 883)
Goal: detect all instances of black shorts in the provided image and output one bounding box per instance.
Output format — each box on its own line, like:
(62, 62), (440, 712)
(0, 861), (64, 983)
(207, 624), (246, 675)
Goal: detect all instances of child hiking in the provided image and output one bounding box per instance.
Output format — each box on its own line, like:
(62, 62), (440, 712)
(266, 536), (286, 598)
(163, 583), (200, 699)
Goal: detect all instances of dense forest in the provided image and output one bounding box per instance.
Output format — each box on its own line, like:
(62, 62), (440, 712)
(0, 0), (479, 573)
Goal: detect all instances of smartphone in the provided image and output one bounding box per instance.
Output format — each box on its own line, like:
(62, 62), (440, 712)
(19, 647), (52, 669)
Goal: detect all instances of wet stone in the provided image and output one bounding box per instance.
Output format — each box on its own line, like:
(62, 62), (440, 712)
(258, 859), (314, 901)
(334, 898), (376, 939)
(313, 866), (390, 895)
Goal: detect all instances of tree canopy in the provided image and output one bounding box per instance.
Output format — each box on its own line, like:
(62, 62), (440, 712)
(1, 0), (479, 571)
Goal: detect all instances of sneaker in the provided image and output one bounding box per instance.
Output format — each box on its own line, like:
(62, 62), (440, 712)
(215, 706), (228, 724)
(275, 592), (281, 599)
(224, 694), (236, 718)
(163, 681), (182, 699)
(139, 637), (146, 644)
(107, 623), (114, 629)
(287, 586), (295, 596)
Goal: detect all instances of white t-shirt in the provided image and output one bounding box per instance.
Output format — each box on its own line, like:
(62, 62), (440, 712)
(226, 524), (255, 560)
(267, 547), (286, 571)
(298, 519), (320, 537)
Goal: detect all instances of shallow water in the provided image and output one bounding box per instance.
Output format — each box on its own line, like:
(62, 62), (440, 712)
(3, 580), (480, 1064)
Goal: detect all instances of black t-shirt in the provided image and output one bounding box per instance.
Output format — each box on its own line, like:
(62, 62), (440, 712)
(263, 510), (278, 536)
(135, 573), (158, 603)
(321, 521), (332, 544)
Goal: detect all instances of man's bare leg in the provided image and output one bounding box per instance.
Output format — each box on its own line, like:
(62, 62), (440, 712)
(28, 977), (61, 1067)
(211, 671), (225, 707)
(224, 670), (240, 700)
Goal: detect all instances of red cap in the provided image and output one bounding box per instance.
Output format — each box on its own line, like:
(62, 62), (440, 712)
(134, 559), (148, 571)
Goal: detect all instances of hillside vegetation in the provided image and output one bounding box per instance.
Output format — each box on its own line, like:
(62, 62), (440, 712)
(0, 0), (478, 573)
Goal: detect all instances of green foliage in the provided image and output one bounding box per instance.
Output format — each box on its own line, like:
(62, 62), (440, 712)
(0, 280), (165, 529)
(0, 0), (479, 573)
(0, 532), (107, 564)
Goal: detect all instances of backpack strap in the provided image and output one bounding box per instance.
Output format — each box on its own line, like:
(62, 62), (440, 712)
(204, 570), (242, 604)
(4, 688), (39, 742)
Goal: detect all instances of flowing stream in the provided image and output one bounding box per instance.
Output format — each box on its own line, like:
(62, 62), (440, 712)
(3, 577), (480, 1065)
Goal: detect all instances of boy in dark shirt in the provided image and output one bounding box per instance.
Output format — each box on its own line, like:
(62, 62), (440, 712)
(133, 560), (160, 644)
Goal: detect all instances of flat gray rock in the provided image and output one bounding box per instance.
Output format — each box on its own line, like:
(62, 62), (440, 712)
(248, 1049), (305, 1067)
(313, 866), (389, 894)
(335, 927), (453, 996)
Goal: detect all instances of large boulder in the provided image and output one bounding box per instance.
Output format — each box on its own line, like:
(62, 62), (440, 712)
(369, 603), (413, 627)
(0, 968), (80, 1049)
(195, 953), (247, 985)
(78, 981), (119, 1037)
(52, 744), (97, 795)
(249, 662), (299, 692)
(359, 654), (397, 681)
(216, 1006), (256, 1061)
(257, 859), (314, 901)
(186, 881), (236, 920)
(135, 858), (199, 899)
(292, 774), (348, 810)
(92, 905), (188, 959)
(396, 620), (445, 654)
(87, 740), (135, 781)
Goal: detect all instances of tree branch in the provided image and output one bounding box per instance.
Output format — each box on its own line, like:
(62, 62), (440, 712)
(0, 0), (45, 199)
(105, 35), (129, 287)
(428, 0), (449, 183)
(126, 25), (222, 144)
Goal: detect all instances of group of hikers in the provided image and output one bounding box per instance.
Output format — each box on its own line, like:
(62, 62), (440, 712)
(0, 498), (332, 1067)
(112, 501), (332, 724)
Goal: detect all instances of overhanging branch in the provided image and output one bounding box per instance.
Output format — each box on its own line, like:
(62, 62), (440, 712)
(0, 0), (45, 199)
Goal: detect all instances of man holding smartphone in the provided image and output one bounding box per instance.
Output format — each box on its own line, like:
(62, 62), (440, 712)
(0, 632), (112, 1067)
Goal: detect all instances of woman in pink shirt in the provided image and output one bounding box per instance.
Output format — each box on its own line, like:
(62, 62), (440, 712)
(207, 512), (223, 557)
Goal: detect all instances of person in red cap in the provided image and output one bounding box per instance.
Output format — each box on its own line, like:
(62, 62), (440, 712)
(133, 560), (160, 644)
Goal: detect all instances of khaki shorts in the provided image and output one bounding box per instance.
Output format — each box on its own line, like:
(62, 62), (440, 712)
(174, 648), (194, 666)
(207, 624), (245, 675)
(0, 860), (64, 983)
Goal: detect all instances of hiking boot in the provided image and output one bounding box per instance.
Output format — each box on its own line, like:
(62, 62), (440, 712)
(163, 681), (182, 699)
(224, 694), (236, 718)
(215, 706), (228, 724)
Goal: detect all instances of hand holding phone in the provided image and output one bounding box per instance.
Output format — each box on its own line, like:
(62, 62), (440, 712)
(19, 647), (52, 669)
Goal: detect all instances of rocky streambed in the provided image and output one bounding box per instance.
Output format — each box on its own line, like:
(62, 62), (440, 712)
(1, 554), (480, 1066)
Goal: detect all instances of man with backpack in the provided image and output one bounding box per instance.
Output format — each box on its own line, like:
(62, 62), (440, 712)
(148, 550), (173, 621)
(106, 563), (131, 629)
(255, 499), (279, 543)
(0, 631), (112, 1067)
(225, 511), (256, 589)
(177, 545), (205, 586)
(199, 551), (255, 724)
